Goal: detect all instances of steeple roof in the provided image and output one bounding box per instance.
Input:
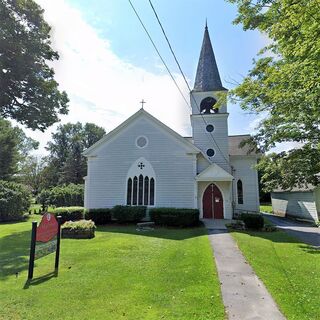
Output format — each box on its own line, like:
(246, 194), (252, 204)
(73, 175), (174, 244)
(193, 25), (227, 92)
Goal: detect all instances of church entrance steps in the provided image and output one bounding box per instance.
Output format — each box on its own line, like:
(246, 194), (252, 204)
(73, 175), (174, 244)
(207, 229), (285, 320)
(201, 218), (234, 230)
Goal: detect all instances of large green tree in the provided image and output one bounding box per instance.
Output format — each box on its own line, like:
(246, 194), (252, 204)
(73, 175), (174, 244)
(46, 122), (105, 185)
(227, 0), (320, 191)
(0, 118), (38, 180)
(0, 0), (69, 131)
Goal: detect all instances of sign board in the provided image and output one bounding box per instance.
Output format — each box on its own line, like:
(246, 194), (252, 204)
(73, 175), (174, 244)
(36, 213), (58, 242)
(28, 214), (62, 280)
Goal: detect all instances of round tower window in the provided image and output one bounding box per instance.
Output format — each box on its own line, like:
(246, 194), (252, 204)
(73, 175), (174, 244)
(206, 124), (214, 132)
(136, 136), (148, 148)
(206, 148), (215, 157)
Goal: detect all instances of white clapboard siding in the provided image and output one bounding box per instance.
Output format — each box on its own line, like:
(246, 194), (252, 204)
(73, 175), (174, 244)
(86, 116), (196, 209)
(191, 114), (230, 172)
(271, 191), (318, 222)
(230, 156), (260, 213)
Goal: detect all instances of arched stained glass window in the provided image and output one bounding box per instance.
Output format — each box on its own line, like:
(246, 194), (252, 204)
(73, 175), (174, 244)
(237, 179), (243, 204)
(126, 158), (155, 206)
(144, 176), (149, 205)
(126, 178), (132, 205)
(150, 178), (155, 206)
(138, 174), (143, 205)
(132, 176), (138, 205)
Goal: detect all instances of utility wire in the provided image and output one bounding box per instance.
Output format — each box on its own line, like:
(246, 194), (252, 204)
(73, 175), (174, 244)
(148, 0), (232, 167)
(127, 0), (191, 113)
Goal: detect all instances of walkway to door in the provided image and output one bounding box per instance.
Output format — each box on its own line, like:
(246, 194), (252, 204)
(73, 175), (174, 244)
(206, 223), (285, 319)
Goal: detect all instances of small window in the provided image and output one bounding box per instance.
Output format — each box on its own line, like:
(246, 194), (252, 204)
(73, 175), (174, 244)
(132, 176), (138, 205)
(126, 178), (132, 205)
(206, 148), (215, 157)
(206, 124), (214, 132)
(150, 178), (155, 205)
(144, 176), (149, 205)
(237, 180), (243, 204)
(136, 136), (148, 148)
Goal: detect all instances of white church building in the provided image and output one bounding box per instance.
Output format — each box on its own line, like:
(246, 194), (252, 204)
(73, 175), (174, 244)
(83, 26), (260, 219)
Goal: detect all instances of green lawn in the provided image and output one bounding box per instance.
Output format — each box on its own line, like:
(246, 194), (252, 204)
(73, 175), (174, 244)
(260, 203), (273, 213)
(0, 217), (225, 320)
(231, 230), (319, 320)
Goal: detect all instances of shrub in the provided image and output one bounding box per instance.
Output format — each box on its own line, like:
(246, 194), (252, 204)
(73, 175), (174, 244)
(62, 220), (95, 239)
(49, 206), (85, 223)
(239, 213), (264, 230)
(112, 205), (146, 223)
(62, 219), (96, 231)
(37, 184), (84, 208)
(0, 180), (31, 222)
(149, 208), (199, 227)
(85, 208), (112, 225)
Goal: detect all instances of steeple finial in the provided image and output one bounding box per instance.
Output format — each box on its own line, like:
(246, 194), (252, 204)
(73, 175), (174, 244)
(193, 25), (226, 92)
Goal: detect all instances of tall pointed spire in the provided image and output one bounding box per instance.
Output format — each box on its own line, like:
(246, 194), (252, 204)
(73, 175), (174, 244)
(193, 24), (226, 92)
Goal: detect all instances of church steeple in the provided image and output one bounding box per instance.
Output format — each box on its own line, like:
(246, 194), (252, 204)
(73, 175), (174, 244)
(193, 24), (226, 92)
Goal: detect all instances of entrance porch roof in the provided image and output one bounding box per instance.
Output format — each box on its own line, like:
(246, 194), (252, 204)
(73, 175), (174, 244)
(196, 163), (234, 182)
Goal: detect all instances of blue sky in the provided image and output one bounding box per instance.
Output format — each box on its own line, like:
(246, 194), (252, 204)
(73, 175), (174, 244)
(30, 0), (267, 154)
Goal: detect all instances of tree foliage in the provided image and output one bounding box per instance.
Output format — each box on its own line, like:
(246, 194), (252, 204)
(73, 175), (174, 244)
(45, 122), (105, 185)
(0, 180), (31, 221)
(227, 0), (320, 190)
(0, 118), (38, 180)
(0, 0), (69, 131)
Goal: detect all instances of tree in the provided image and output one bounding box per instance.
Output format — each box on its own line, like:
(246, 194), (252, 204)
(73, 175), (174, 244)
(46, 122), (105, 185)
(227, 0), (320, 191)
(0, 0), (69, 131)
(0, 118), (38, 180)
(18, 156), (45, 194)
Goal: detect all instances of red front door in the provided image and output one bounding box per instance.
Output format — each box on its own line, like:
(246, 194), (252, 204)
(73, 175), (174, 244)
(203, 183), (224, 219)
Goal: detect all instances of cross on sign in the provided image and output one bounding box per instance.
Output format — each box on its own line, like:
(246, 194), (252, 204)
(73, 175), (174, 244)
(138, 162), (145, 170)
(140, 99), (146, 108)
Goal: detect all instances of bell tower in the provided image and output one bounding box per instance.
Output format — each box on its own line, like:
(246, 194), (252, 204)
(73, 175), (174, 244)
(191, 24), (230, 172)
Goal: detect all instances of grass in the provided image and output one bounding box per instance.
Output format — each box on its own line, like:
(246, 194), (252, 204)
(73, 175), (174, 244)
(260, 203), (273, 213)
(0, 217), (225, 320)
(231, 230), (320, 320)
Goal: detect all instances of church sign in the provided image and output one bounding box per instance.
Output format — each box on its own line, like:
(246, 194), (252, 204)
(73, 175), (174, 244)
(28, 213), (62, 280)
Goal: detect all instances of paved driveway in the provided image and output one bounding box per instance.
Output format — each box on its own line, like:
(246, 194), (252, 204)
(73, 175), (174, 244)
(263, 214), (320, 247)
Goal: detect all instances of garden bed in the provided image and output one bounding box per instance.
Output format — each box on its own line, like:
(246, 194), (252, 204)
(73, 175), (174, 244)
(61, 220), (96, 239)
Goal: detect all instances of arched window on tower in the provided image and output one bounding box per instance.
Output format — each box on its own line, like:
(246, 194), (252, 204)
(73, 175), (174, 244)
(237, 179), (243, 204)
(200, 97), (217, 114)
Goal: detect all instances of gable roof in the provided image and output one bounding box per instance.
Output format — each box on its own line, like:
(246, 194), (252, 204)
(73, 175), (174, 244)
(83, 108), (201, 156)
(229, 135), (260, 156)
(196, 163), (234, 182)
(193, 25), (227, 92)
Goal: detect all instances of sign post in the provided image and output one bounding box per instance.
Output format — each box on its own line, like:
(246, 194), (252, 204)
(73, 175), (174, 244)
(28, 221), (37, 280)
(55, 216), (62, 272)
(27, 213), (61, 280)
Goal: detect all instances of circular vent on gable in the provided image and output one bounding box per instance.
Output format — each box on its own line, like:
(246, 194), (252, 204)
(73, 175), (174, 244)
(136, 136), (148, 148)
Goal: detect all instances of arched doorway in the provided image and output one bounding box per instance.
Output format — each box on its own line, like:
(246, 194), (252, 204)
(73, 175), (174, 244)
(203, 183), (224, 219)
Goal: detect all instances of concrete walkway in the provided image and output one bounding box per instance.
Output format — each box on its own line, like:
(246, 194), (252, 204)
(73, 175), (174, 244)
(206, 223), (285, 320)
(263, 214), (320, 247)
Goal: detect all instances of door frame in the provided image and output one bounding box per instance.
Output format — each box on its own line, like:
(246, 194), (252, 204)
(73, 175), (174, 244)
(201, 182), (225, 219)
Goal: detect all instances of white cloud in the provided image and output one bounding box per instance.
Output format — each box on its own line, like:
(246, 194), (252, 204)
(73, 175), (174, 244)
(27, 0), (191, 155)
